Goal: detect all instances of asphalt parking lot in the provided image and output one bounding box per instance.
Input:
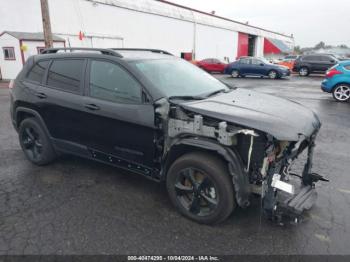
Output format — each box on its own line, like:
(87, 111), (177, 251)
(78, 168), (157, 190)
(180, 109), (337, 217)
(0, 75), (350, 255)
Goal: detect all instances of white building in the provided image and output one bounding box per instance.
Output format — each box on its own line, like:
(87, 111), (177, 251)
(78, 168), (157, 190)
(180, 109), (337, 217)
(0, 32), (65, 79)
(0, 0), (294, 80)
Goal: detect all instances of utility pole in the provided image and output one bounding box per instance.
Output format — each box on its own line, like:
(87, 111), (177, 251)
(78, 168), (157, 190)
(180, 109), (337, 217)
(40, 0), (53, 48)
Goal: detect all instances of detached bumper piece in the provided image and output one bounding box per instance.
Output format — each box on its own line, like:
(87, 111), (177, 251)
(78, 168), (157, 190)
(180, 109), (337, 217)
(286, 185), (317, 214)
(270, 179), (319, 225)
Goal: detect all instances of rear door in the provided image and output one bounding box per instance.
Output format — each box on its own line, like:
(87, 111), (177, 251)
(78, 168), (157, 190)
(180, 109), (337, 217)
(238, 58), (251, 74)
(20, 59), (50, 102)
(305, 55), (323, 72)
(81, 59), (156, 167)
(35, 58), (88, 149)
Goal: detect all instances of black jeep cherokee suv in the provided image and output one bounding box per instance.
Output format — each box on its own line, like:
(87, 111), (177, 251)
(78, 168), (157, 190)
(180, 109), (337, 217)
(293, 54), (338, 76)
(10, 48), (327, 224)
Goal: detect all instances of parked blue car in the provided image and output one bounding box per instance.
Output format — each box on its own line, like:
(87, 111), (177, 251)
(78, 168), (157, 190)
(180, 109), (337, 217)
(321, 61), (350, 102)
(224, 57), (291, 79)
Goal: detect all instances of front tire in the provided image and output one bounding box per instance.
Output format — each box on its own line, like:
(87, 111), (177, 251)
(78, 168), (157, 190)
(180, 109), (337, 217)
(19, 118), (56, 165)
(268, 70), (278, 79)
(332, 84), (350, 102)
(166, 152), (235, 224)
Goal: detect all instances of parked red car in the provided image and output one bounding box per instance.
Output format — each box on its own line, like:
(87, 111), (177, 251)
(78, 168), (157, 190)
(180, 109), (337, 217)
(197, 58), (227, 73)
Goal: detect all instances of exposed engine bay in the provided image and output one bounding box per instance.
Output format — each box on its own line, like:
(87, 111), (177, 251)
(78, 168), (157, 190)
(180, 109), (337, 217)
(155, 97), (328, 224)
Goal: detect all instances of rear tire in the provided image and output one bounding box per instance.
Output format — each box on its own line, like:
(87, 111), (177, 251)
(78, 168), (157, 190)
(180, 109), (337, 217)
(299, 67), (309, 76)
(18, 118), (56, 165)
(332, 84), (350, 102)
(231, 70), (239, 78)
(166, 152), (236, 224)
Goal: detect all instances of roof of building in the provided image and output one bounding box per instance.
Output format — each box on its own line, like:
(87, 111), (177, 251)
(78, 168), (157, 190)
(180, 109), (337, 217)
(266, 38), (292, 53)
(1, 31), (65, 41)
(156, 0), (291, 38)
(92, 0), (293, 42)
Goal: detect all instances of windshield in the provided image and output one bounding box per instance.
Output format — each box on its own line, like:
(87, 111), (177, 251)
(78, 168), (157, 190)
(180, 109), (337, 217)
(130, 59), (229, 97)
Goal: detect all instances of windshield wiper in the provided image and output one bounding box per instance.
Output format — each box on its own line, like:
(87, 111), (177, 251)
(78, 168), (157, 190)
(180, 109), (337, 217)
(168, 87), (235, 101)
(202, 88), (233, 98)
(168, 95), (204, 101)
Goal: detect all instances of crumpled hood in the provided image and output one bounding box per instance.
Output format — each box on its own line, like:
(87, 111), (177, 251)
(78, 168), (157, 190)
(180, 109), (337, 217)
(180, 88), (321, 141)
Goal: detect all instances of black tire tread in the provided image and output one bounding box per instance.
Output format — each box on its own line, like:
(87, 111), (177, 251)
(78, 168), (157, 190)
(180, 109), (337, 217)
(166, 151), (236, 224)
(18, 117), (56, 166)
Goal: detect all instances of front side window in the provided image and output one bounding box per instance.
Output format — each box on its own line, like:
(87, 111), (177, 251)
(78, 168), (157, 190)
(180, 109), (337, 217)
(321, 55), (337, 62)
(130, 58), (228, 98)
(3, 47), (15, 60)
(47, 59), (84, 93)
(89, 60), (142, 104)
(26, 60), (49, 83)
(251, 59), (262, 65)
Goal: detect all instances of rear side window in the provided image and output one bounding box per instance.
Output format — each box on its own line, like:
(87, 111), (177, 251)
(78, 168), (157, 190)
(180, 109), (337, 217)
(303, 55), (319, 61)
(47, 59), (84, 93)
(240, 59), (250, 64)
(26, 60), (49, 83)
(89, 60), (142, 104)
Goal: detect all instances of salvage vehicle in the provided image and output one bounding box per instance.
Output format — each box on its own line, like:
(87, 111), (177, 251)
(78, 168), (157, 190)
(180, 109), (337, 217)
(10, 48), (328, 224)
(321, 61), (350, 102)
(224, 57), (291, 79)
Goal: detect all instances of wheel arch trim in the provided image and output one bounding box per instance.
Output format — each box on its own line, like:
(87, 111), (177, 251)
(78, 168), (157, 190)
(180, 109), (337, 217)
(15, 107), (52, 139)
(163, 137), (250, 208)
(332, 82), (350, 92)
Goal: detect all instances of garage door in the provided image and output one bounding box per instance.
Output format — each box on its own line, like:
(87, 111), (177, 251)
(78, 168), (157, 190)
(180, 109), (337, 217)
(237, 32), (248, 59)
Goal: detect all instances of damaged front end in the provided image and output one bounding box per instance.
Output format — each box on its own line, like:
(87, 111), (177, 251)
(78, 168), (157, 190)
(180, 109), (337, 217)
(156, 95), (328, 225)
(261, 132), (329, 224)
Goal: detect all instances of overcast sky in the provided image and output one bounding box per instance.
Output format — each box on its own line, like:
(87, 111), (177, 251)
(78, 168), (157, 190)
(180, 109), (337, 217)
(169, 0), (350, 47)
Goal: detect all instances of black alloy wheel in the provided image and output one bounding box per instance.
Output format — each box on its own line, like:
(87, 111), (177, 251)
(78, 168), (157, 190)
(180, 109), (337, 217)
(166, 152), (235, 224)
(21, 126), (43, 162)
(19, 118), (56, 165)
(174, 167), (219, 217)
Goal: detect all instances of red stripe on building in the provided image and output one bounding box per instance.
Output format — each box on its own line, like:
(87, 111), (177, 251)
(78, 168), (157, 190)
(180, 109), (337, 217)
(264, 38), (281, 54)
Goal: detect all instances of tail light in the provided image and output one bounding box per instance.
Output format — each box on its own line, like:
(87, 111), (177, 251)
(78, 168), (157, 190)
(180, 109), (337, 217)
(9, 79), (14, 89)
(326, 68), (343, 78)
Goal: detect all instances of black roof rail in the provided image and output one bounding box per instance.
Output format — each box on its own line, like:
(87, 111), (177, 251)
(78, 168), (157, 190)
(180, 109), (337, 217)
(41, 47), (123, 58)
(111, 48), (173, 56)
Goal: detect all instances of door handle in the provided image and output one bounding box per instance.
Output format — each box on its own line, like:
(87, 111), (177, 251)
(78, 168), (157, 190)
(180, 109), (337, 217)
(36, 92), (47, 99)
(85, 103), (100, 110)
